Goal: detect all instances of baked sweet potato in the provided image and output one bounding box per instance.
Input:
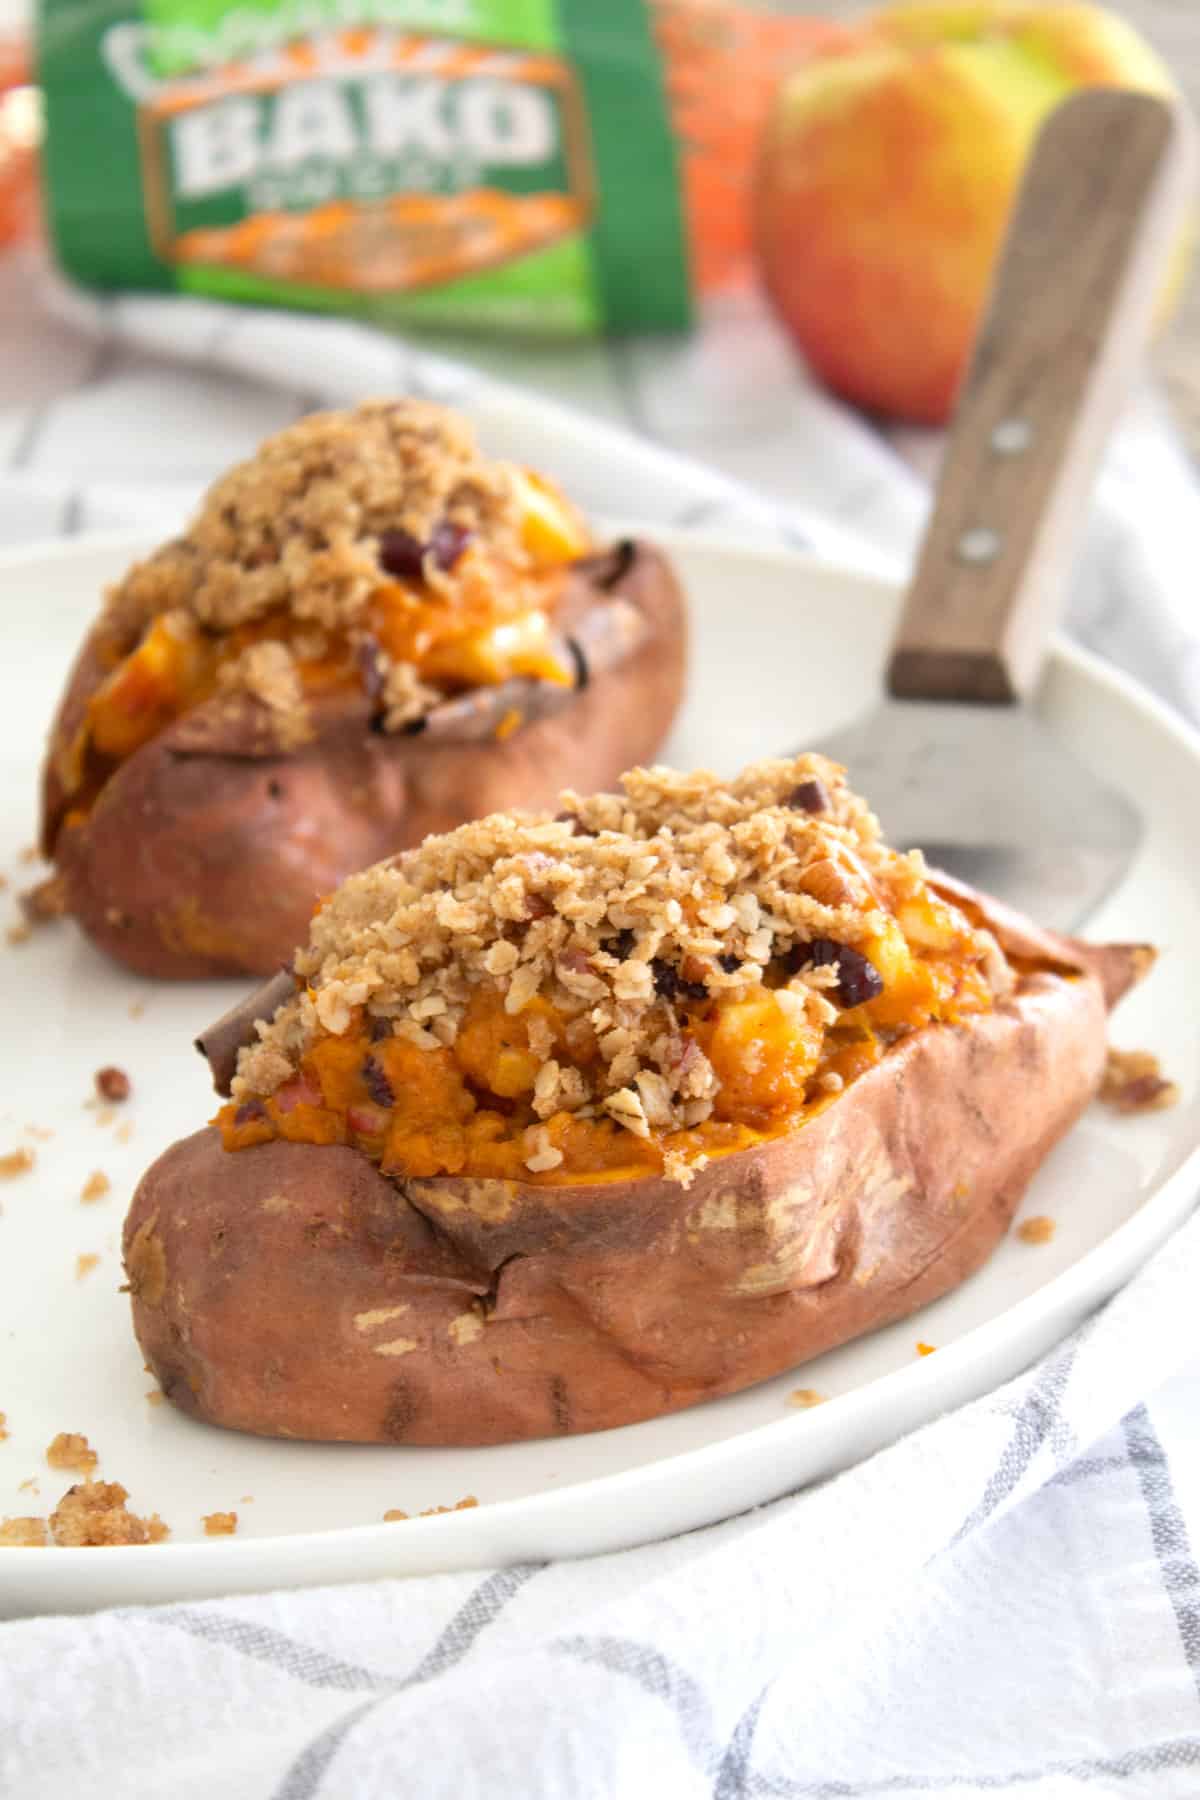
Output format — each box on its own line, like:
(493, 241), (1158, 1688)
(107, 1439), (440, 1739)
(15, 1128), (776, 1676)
(39, 404), (686, 980)
(123, 754), (1153, 1445)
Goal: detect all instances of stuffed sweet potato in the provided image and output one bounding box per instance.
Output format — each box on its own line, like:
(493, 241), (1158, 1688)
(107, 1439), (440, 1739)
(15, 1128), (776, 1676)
(40, 400), (686, 979)
(123, 753), (1152, 1445)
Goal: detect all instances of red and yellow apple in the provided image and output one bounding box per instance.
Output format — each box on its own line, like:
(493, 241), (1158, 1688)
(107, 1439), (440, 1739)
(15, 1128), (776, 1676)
(754, 2), (1184, 425)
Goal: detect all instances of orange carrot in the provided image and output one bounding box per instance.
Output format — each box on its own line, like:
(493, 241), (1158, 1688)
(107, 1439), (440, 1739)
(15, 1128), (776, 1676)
(650, 0), (852, 291)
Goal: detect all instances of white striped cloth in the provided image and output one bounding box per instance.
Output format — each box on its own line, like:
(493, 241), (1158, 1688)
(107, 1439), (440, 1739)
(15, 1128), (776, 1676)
(1, 254), (1199, 1798)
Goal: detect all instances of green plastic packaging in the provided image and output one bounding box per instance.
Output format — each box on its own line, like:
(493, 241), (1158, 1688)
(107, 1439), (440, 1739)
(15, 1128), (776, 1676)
(37, 0), (692, 333)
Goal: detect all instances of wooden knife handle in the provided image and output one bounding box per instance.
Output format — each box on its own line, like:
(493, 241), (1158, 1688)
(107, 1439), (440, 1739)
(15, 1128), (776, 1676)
(887, 88), (1196, 704)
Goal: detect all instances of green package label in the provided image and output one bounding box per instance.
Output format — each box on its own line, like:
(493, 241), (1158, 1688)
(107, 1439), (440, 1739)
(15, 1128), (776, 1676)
(37, 0), (692, 334)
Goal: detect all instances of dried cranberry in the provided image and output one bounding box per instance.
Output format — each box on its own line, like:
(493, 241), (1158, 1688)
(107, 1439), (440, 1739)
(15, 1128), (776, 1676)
(787, 779), (830, 814)
(611, 928), (635, 961)
(378, 528), (425, 580)
(362, 1056), (395, 1108)
(379, 522), (471, 579)
(718, 953), (741, 974)
(429, 521), (471, 571)
(791, 939), (883, 1008)
(653, 960), (708, 1004)
(94, 1065), (131, 1103)
(369, 1016), (392, 1043)
(233, 1099), (266, 1126)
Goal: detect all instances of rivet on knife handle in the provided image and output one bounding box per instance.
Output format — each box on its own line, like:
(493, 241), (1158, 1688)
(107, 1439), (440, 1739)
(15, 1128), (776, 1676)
(887, 88), (1197, 707)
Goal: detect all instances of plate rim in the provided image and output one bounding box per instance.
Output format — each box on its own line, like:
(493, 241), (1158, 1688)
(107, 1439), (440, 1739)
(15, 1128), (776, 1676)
(3, 524), (1198, 1579)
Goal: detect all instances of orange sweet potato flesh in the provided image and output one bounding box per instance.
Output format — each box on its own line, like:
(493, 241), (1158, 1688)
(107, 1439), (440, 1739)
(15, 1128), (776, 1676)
(122, 889), (1151, 1445)
(40, 542), (685, 980)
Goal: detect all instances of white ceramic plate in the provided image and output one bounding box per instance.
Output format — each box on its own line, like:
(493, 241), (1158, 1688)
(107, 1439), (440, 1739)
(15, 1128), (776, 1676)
(1, 529), (1197, 1622)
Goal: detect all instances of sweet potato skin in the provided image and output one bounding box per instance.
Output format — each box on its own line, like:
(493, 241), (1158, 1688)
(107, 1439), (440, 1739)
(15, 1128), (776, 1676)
(40, 542), (686, 980)
(125, 913), (1147, 1445)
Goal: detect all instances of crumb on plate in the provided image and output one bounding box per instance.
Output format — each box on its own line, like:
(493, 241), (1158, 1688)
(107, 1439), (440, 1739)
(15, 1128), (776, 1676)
(917, 1342), (937, 1357)
(203, 1511), (238, 1537)
(384, 1495), (479, 1522)
(0, 1147), (34, 1180)
(75, 1253), (100, 1281)
(80, 1171), (111, 1204)
(94, 1066), (131, 1103)
(50, 1479), (169, 1546)
(46, 1432), (98, 1474)
(1016, 1216), (1056, 1246)
(0, 1516), (47, 1547)
(3, 1478), (168, 1550)
(788, 1388), (826, 1409)
(1101, 1047), (1180, 1116)
(20, 874), (67, 925)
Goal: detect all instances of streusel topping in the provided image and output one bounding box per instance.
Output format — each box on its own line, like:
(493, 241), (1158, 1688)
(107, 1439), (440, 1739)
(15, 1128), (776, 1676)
(107, 400), (527, 639)
(94, 400), (563, 736)
(233, 754), (1001, 1151)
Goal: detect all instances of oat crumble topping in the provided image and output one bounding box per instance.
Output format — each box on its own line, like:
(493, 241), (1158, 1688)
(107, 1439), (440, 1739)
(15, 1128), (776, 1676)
(384, 1495), (479, 1521)
(46, 1432), (98, 1474)
(102, 401), (536, 733)
(233, 754), (1003, 1169)
(49, 1480), (169, 1547)
(0, 1517), (47, 1547)
(3, 1473), (169, 1549)
(111, 401), (526, 635)
(1101, 1046), (1180, 1115)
